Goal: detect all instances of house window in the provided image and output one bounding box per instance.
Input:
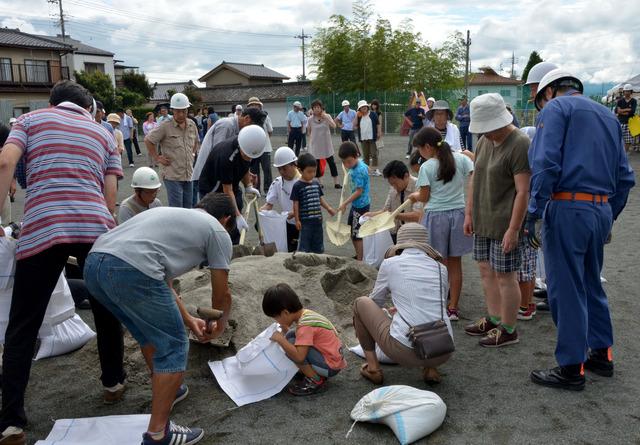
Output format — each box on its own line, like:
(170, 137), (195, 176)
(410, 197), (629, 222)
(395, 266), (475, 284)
(0, 58), (12, 82)
(478, 89), (489, 95)
(84, 62), (105, 74)
(13, 107), (29, 118)
(24, 60), (49, 83)
(500, 89), (512, 97)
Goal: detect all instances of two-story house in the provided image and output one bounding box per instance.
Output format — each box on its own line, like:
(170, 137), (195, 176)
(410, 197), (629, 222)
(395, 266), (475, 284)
(0, 28), (73, 123)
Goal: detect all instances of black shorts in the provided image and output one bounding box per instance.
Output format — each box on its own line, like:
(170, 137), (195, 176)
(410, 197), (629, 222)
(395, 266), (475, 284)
(348, 205), (370, 240)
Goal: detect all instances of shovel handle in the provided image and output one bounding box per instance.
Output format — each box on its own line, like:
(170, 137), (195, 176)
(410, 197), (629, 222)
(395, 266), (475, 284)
(390, 199), (414, 219)
(197, 307), (224, 321)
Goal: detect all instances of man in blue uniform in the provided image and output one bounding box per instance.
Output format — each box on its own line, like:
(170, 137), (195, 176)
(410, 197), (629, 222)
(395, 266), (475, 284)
(526, 69), (635, 391)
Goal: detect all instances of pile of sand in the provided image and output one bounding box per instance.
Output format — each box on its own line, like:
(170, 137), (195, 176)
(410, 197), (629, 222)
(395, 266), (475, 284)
(180, 252), (379, 347)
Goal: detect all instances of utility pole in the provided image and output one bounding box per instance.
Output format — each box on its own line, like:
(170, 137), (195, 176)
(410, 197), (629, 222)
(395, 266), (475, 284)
(295, 29), (311, 81)
(511, 51), (516, 79)
(463, 30), (471, 98)
(48, 0), (66, 41)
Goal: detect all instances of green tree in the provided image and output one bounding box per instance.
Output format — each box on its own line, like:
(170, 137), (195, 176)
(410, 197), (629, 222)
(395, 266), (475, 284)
(116, 88), (146, 109)
(120, 71), (154, 100)
(182, 85), (202, 108)
(74, 70), (116, 111)
(522, 51), (543, 83)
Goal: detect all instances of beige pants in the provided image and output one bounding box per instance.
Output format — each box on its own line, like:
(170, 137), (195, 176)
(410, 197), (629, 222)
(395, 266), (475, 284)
(0, 195), (10, 225)
(353, 296), (451, 368)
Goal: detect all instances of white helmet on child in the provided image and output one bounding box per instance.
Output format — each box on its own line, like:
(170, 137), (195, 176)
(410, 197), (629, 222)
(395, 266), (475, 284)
(238, 125), (267, 159)
(273, 146), (297, 167)
(131, 167), (162, 189)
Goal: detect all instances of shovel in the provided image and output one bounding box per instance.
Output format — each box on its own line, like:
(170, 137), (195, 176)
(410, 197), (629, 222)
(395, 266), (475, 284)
(238, 192), (258, 246)
(252, 199), (277, 257)
(326, 166), (352, 246)
(358, 199), (414, 238)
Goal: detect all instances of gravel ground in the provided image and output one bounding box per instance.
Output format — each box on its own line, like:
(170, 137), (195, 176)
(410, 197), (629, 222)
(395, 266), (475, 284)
(6, 134), (640, 444)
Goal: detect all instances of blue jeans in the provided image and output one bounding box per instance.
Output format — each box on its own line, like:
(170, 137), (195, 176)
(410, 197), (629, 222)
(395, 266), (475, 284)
(460, 126), (473, 151)
(84, 253), (189, 373)
(298, 221), (323, 253)
(192, 180), (199, 207)
(164, 179), (193, 208)
(286, 330), (339, 378)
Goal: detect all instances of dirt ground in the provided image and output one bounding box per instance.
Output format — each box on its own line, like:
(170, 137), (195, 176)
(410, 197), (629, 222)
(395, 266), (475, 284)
(6, 134), (640, 444)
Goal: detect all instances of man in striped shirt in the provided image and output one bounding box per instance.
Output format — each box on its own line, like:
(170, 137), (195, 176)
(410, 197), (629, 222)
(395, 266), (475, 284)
(0, 80), (124, 445)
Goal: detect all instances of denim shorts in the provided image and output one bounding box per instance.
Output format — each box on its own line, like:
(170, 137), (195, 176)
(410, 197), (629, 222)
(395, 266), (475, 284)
(473, 235), (523, 273)
(422, 208), (473, 258)
(84, 252), (188, 373)
(298, 221), (324, 253)
(286, 330), (340, 378)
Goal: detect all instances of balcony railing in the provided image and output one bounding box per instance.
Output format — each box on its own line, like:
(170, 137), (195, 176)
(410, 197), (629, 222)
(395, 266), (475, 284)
(0, 62), (70, 86)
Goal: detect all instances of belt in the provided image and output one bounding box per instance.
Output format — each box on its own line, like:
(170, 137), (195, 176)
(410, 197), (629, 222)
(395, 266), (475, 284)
(551, 192), (608, 203)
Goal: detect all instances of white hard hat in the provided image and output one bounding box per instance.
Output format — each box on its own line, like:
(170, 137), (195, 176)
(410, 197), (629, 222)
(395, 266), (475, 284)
(525, 61), (559, 85)
(170, 92), (191, 110)
(273, 146), (297, 167)
(131, 167), (162, 189)
(520, 126), (536, 140)
(238, 125), (266, 159)
(623, 83), (633, 92)
(357, 100), (369, 111)
(535, 68), (583, 110)
(9, 117), (17, 125)
(427, 97), (436, 103)
(293, 101), (302, 108)
(341, 100), (350, 107)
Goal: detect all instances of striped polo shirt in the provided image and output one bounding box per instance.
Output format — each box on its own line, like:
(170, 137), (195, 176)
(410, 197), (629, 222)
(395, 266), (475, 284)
(5, 101), (123, 260)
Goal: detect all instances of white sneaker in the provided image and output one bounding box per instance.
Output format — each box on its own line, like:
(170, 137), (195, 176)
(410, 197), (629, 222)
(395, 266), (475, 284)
(405, 154), (410, 159)
(373, 169), (382, 176)
(0, 426), (25, 445)
(129, 163), (134, 167)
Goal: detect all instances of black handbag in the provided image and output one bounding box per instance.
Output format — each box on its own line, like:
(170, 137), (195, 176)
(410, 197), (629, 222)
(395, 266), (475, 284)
(396, 262), (455, 359)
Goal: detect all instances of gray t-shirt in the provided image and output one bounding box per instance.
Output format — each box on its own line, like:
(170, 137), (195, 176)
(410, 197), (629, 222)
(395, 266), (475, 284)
(91, 207), (232, 281)
(117, 195), (162, 225)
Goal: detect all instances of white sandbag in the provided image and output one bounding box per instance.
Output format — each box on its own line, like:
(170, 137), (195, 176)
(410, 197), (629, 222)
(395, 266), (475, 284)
(0, 236), (16, 289)
(348, 385), (446, 444)
(209, 323), (298, 406)
(34, 314), (96, 360)
(35, 414), (150, 445)
(359, 216), (394, 269)
(39, 274), (76, 335)
(349, 344), (396, 364)
(258, 210), (289, 252)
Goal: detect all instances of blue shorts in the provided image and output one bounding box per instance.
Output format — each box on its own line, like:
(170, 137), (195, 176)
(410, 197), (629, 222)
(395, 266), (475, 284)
(285, 330), (340, 378)
(84, 252), (188, 373)
(422, 208), (473, 258)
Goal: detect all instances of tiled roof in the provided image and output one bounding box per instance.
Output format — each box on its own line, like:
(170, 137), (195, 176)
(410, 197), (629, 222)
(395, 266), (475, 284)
(0, 28), (73, 51)
(45, 35), (114, 57)
(199, 61), (289, 82)
(200, 81), (315, 104)
(470, 66), (522, 86)
(151, 81), (195, 101)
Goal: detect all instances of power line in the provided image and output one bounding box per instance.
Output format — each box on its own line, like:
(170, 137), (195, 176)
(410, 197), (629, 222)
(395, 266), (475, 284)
(46, 0), (66, 41)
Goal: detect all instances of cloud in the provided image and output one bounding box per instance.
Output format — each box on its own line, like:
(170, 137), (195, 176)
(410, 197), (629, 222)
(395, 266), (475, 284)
(0, 0), (637, 85)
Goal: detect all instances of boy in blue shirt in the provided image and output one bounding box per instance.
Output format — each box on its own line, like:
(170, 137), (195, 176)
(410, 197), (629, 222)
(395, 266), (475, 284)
(291, 153), (336, 253)
(338, 141), (371, 260)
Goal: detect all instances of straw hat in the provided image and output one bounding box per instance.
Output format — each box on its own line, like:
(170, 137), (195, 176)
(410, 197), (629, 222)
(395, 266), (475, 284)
(384, 223), (443, 262)
(469, 93), (513, 133)
(106, 113), (120, 124)
(426, 100), (453, 121)
(247, 96), (263, 107)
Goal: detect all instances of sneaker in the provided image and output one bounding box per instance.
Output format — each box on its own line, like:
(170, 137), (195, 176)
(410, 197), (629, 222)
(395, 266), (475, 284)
(334, 184), (343, 189)
(446, 308), (459, 321)
(479, 326), (519, 348)
(288, 376), (327, 396)
(141, 421), (204, 445)
(530, 366), (585, 391)
(103, 382), (126, 404)
(0, 427), (25, 445)
(404, 154), (410, 159)
(464, 316), (499, 336)
(171, 384), (189, 411)
(518, 303), (537, 320)
(536, 299), (550, 311)
(584, 348), (614, 377)
(129, 163), (135, 167)
(372, 169), (382, 177)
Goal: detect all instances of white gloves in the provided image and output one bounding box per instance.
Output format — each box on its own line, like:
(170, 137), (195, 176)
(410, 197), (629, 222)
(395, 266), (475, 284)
(245, 186), (261, 197)
(236, 214), (249, 232)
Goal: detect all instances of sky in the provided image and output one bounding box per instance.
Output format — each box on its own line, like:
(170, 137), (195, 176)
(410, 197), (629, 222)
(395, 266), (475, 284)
(1, 0), (638, 88)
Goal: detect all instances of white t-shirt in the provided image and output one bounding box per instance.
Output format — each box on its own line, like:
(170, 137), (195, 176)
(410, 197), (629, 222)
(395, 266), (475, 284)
(360, 114), (373, 140)
(265, 175), (299, 224)
(263, 114), (273, 153)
